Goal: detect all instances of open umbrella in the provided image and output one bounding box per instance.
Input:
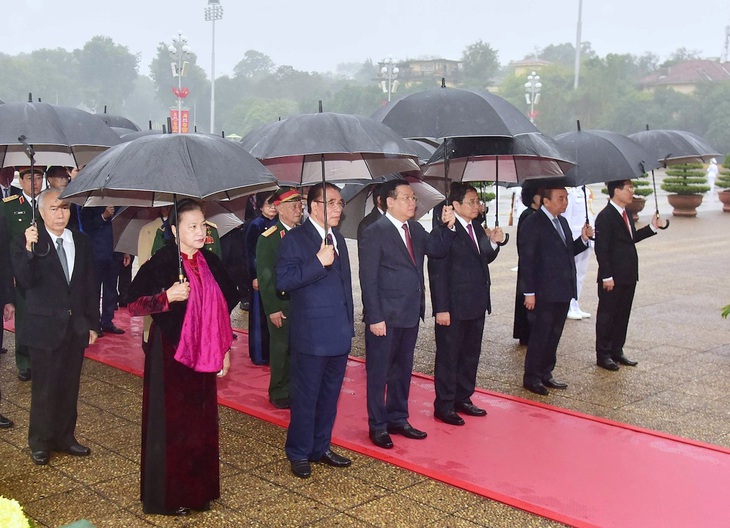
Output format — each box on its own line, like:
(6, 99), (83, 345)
(555, 123), (663, 228)
(338, 174), (444, 239)
(61, 133), (278, 279)
(0, 102), (121, 168)
(93, 109), (141, 133)
(240, 109), (420, 234)
(372, 80), (546, 244)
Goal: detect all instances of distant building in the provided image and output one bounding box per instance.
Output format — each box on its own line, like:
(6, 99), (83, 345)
(637, 59), (730, 94)
(509, 58), (552, 78)
(378, 59), (462, 88)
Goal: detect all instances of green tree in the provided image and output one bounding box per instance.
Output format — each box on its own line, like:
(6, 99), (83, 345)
(233, 50), (275, 80)
(75, 36), (139, 112)
(460, 40), (500, 90)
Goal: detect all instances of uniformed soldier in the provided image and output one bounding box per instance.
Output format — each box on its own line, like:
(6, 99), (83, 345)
(0, 166), (45, 381)
(255, 188), (303, 409)
(151, 211), (222, 258)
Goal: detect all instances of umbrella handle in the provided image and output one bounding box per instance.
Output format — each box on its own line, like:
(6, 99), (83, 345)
(657, 213), (670, 230)
(498, 232), (510, 247)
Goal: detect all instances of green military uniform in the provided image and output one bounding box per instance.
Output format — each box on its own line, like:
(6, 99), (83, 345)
(255, 221), (292, 402)
(0, 194), (39, 373)
(151, 219), (222, 258)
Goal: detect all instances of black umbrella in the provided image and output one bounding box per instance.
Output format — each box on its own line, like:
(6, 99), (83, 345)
(61, 133), (278, 279)
(93, 109), (141, 132)
(0, 102), (121, 168)
(628, 128), (720, 166)
(118, 129), (164, 143)
(372, 80), (543, 244)
(555, 123), (663, 228)
(240, 110), (420, 234)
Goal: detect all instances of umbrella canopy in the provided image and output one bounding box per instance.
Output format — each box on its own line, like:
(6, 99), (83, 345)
(627, 129), (720, 166)
(112, 200), (246, 255)
(338, 174), (443, 239)
(423, 134), (575, 188)
(554, 129), (661, 186)
(371, 84), (539, 141)
(240, 112), (421, 185)
(93, 112), (141, 132)
(119, 129), (164, 143)
(60, 133), (278, 207)
(0, 102), (121, 167)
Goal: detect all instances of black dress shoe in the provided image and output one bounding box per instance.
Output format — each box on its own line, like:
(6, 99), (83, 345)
(369, 430), (393, 449)
(0, 414), (13, 429)
(96, 327), (104, 337)
(523, 382), (549, 396)
(597, 358), (620, 371)
(101, 324), (125, 335)
(543, 378), (568, 389)
(18, 368), (31, 382)
(290, 459), (311, 478)
(317, 449), (351, 467)
(455, 402), (487, 416)
(31, 450), (50, 465)
(387, 422), (428, 439)
(614, 355), (638, 366)
(270, 397), (290, 409)
(64, 443), (91, 456)
(434, 410), (466, 425)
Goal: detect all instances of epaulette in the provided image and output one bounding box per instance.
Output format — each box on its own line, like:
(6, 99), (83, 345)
(2, 194), (19, 203)
(262, 225), (277, 237)
(205, 220), (218, 229)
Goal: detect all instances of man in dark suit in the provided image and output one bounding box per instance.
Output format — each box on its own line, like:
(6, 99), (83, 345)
(359, 179), (456, 449)
(276, 183), (354, 479)
(518, 185), (593, 396)
(594, 179), (664, 371)
(10, 189), (99, 465)
(356, 183), (384, 240)
(428, 183), (503, 426)
(0, 218), (14, 428)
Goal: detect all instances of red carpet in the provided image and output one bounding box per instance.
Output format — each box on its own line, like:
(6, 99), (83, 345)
(6, 310), (730, 527)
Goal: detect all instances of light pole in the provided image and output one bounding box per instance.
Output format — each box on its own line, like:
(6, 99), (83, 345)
(380, 58), (399, 102)
(168, 32), (190, 133)
(524, 71), (542, 124)
(205, 0), (223, 134)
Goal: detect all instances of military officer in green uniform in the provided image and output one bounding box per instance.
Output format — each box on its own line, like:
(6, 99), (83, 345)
(0, 166), (45, 381)
(151, 208), (222, 258)
(255, 188), (303, 409)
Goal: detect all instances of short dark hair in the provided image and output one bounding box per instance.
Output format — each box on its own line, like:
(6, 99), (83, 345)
(370, 183), (383, 207)
(306, 182), (340, 213)
(380, 179), (410, 211)
(255, 190), (276, 210)
(45, 166), (69, 179)
(607, 179), (632, 198)
(447, 182), (477, 205)
(521, 181), (541, 206)
(168, 199), (204, 227)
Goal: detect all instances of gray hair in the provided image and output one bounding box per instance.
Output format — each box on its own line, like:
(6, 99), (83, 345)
(36, 189), (63, 210)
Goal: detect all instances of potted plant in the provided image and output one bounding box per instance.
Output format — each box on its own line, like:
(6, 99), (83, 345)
(660, 162), (709, 217)
(717, 155), (730, 212)
(600, 174), (653, 222)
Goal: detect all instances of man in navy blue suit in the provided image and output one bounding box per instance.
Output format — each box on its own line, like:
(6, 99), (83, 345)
(276, 183), (354, 479)
(359, 179), (456, 449)
(518, 185), (593, 396)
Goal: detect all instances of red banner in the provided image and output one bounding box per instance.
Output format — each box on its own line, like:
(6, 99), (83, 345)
(169, 109), (190, 134)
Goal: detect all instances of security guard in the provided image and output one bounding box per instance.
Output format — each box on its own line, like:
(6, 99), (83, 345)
(0, 166), (45, 381)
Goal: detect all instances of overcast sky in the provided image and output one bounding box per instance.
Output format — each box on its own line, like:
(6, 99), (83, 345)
(5, 0), (730, 77)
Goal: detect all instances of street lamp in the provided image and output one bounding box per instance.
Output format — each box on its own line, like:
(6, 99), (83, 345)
(204, 0), (223, 134)
(168, 32), (191, 133)
(524, 71), (542, 124)
(380, 58), (399, 102)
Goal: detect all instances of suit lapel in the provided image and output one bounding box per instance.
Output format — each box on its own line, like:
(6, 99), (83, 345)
(386, 219), (415, 268)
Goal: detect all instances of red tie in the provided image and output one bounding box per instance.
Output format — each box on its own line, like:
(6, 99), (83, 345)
(622, 210), (632, 237)
(402, 223), (416, 264)
(326, 233), (338, 257)
(466, 223), (479, 252)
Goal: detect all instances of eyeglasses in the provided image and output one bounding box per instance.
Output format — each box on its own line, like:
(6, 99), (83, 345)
(460, 199), (480, 206)
(314, 200), (346, 209)
(396, 195), (418, 203)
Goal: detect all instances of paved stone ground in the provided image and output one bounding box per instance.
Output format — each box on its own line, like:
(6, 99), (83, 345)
(0, 178), (728, 527)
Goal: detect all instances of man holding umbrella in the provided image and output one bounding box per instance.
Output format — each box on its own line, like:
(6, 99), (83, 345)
(0, 165), (45, 381)
(594, 179), (664, 371)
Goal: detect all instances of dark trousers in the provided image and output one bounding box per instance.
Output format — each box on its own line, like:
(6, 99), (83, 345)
(266, 315), (290, 401)
(434, 316), (485, 415)
(285, 351), (348, 461)
(523, 300), (569, 386)
(596, 283), (636, 360)
(93, 258), (121, 328)
(13, 288), (31, 371)
(117, 255), (134, 306)
(28, 328), (86, 451)
(248, 290), (270, 365)
(365, 324), (419, 432)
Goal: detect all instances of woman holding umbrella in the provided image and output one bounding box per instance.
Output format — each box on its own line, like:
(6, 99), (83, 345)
(127, 199), (239, 516)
